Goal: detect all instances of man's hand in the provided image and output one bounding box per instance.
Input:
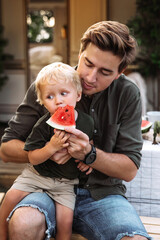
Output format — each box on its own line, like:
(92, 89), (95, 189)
(64, 127), (91, 160)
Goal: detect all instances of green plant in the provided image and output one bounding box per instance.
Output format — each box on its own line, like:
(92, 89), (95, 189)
(0, 25), (14, 91)
(153, 121), (160, 144)
(27, 10), (54, 43)
(127, 0), (160, 78)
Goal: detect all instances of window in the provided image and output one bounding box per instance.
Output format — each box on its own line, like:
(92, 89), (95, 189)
(27, 9), (55, 43)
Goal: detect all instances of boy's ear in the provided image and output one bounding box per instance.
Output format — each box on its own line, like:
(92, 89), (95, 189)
(77, 92), (82, 102)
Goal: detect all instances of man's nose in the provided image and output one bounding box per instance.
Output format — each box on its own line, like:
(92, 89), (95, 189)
(86, 68), (97, 82)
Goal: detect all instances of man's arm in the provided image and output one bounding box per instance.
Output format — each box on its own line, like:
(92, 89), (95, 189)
(65, 127), (137, 182)
(91, 148), (137, 182)
(0, 140), (29, 163)
(0, 83), (44, 164)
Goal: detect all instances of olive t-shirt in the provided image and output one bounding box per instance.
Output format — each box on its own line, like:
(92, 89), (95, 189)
(24, 110), (94, 180)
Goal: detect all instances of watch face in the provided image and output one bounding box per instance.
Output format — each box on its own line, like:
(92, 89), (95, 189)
(86, 153), (96, 164)
(84, 145), (96, 164)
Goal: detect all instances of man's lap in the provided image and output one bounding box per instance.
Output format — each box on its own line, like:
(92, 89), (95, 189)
(73, 188), (151, 240)
(8, 189), (152, 240)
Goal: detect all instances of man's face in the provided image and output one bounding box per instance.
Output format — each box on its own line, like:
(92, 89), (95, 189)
(77, 43), (123, 96)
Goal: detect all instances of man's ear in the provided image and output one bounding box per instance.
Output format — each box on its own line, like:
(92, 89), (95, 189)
(115, 73), (121, 80)
(115, 68), (126, 79)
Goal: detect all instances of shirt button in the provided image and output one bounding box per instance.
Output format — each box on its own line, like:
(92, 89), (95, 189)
(91, 108), (94, 112)
(94, 129), (97, 134)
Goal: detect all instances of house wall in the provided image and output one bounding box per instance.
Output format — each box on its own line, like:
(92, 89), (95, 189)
(0, 0), (27, 122)
(108, 0), (136, 24)
(0, 0), (139, 122)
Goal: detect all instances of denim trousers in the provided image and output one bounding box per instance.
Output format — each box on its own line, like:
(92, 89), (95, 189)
(8, 188), (152, 240)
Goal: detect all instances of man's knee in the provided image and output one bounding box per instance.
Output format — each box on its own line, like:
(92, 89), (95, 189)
(121, 236), (148, 240)
(8, 206), (46, 240)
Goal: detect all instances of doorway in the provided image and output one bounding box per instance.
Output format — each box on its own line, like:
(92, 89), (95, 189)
(27, 0), (68, 84)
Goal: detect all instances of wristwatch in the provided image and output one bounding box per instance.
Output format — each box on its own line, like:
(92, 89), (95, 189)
(83, 144), (96, 164)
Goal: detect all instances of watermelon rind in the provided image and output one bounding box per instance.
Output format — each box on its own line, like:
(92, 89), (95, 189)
(46, 118), (76, 130)
(141, 120), (152, 134)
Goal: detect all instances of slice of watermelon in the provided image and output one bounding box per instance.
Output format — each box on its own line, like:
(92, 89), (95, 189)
(141, 119), (152, 134)
(46, 105), (76, 130)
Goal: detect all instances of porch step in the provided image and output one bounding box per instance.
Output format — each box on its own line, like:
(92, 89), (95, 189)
(140, 216), (160, 239)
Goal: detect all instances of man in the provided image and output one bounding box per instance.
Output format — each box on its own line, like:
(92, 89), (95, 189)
(0, 21), (151, 240)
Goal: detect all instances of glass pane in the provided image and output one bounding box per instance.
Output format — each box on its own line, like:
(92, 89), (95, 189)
(27, 9), (55, 43)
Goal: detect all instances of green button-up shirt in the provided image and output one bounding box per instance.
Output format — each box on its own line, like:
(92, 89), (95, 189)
(2, 74), (143, 200)
(76, 74), (143, 199)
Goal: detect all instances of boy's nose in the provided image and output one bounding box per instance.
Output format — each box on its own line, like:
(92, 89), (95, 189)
(55, 96), (62, 105)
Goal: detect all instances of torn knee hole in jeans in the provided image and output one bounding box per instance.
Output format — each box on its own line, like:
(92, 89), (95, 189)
(7, 203), (54, 240)
(116, 231), (152, 240)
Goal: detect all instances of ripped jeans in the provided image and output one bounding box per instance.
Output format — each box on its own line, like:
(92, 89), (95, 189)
(8, 188), (152, 240)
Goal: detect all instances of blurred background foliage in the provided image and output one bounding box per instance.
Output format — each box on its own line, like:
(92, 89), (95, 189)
(27, 9), (54, 43)
(127, 0), (160, 78)
(0, 25), (13, 90)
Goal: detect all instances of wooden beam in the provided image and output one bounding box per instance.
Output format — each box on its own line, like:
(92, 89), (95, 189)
(0, 192), (5, 204)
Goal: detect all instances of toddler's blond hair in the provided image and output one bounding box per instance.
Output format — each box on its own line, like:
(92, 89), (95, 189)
(35, 62), (82, 105)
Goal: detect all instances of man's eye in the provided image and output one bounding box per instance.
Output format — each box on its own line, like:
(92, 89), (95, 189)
(101, 72), (110, 76)
(100, 70), (111, 76)
(47, 95), (54, 99)
(84, 59), (92, 67)
(85, 62), (92, 67)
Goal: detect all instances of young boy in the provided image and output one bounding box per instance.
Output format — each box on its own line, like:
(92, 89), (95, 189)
(0, 62), (94, 240)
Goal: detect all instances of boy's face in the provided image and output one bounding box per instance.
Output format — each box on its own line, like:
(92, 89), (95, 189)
(40, 80), (81, 115)
(77, 43), (123, 96)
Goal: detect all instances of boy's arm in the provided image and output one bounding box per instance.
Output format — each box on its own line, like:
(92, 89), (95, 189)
(28, 145), (56, 165)
(28, 130), (70, 165)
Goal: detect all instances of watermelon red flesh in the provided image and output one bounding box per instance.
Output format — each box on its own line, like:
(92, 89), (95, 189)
(141, 120), (152, 133)
(46, 105), (76, 130)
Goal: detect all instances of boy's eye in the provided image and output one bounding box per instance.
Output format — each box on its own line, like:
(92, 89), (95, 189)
(47, 95), (54, 99)
(61, 92), (67, 96)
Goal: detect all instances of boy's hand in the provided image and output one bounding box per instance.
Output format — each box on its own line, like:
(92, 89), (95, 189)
(75, 159), (93, 175)
(49, 129), (70, 152)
